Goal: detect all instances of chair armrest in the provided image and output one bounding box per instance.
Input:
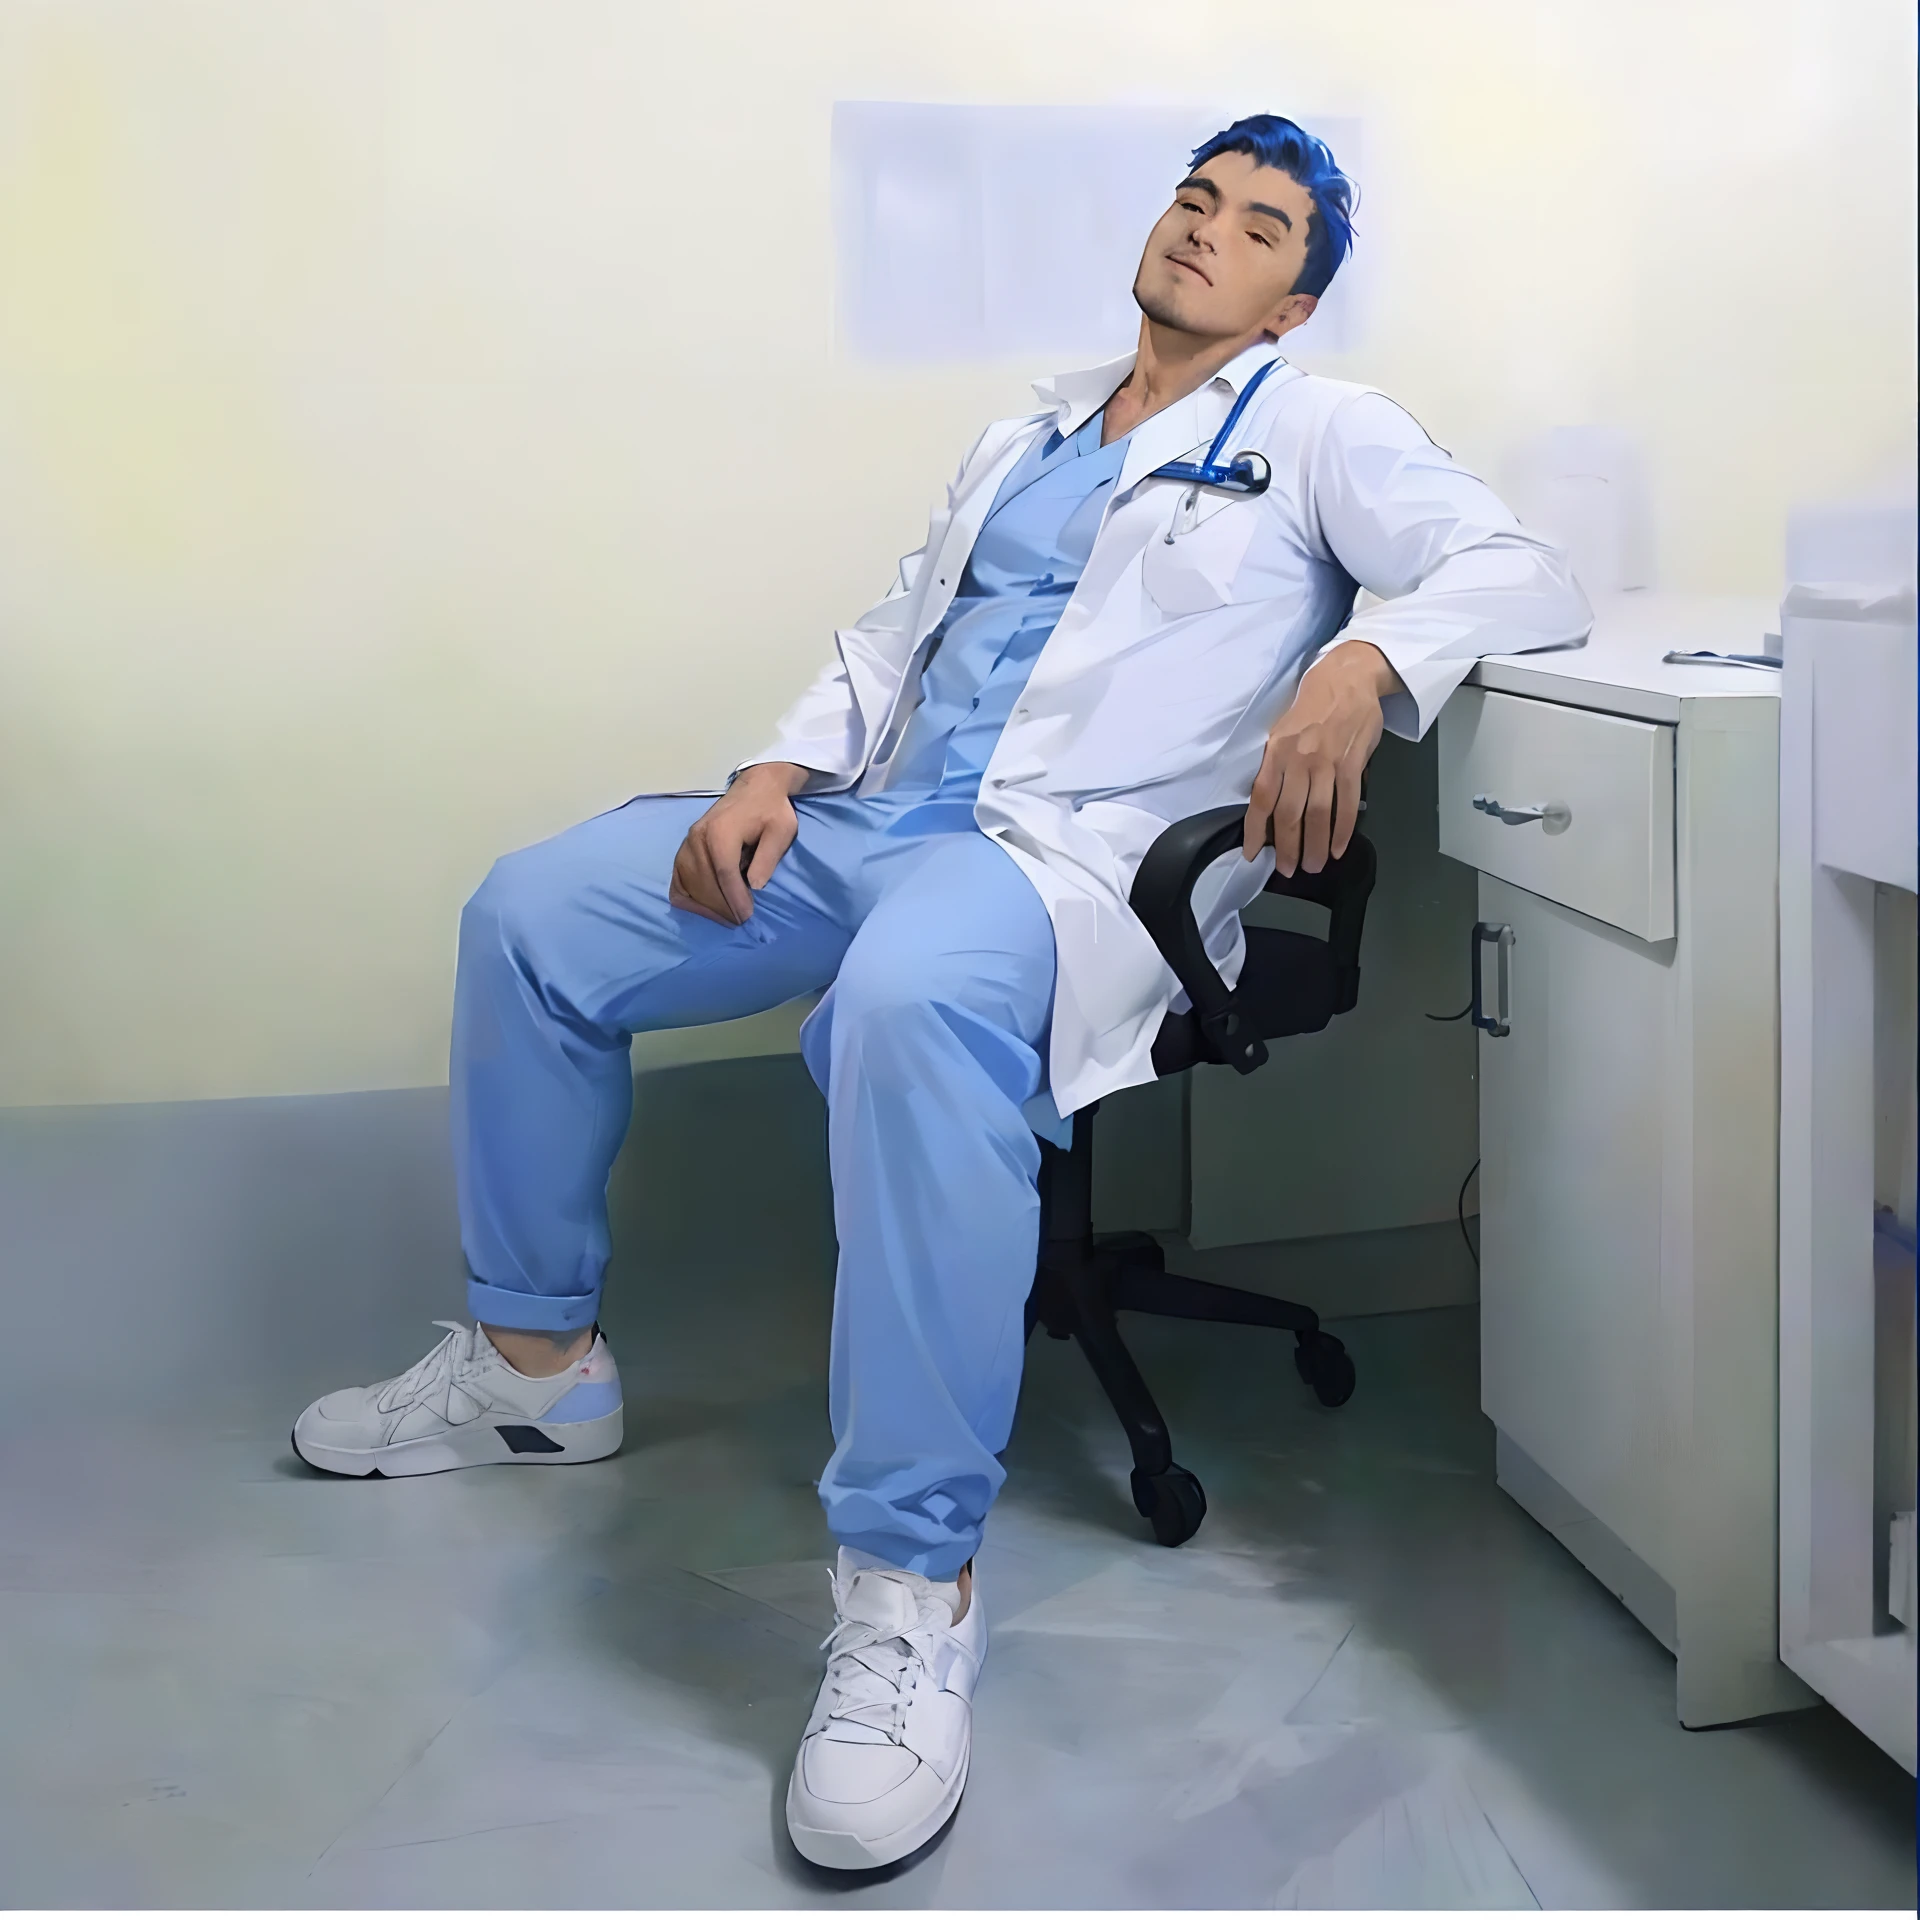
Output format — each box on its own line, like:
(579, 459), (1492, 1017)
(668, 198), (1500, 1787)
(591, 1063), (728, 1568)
(1263, 826), (1376, 1016)
(1129, 806), (1270, 1074)
(1130, 806), (1380, 1074)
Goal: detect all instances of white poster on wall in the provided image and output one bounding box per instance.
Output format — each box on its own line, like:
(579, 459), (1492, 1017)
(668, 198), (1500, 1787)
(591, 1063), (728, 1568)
(832, 103), (1365, 365)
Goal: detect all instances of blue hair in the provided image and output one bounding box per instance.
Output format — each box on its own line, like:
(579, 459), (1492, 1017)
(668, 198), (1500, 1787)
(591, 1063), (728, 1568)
(1187, 114), (1355, 299)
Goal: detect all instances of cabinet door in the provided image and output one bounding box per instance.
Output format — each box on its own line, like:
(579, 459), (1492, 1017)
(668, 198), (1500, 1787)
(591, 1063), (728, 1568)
(1478, 873), (1678, 1581)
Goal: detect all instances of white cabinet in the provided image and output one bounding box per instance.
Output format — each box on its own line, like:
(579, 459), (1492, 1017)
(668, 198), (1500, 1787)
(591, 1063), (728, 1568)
(1441, 594), (1814, 1728)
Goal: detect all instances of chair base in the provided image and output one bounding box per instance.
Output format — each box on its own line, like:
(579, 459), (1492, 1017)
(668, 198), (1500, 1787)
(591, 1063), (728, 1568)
(1025, 1227), (1356, 1548)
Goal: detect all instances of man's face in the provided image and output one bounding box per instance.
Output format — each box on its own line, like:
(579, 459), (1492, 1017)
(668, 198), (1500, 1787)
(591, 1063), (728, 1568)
(1132, 149), (1318, 342)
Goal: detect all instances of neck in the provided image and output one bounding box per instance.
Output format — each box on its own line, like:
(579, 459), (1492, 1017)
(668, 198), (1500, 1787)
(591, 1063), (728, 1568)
(1127, 319), (1271, 418)
(1099, 318), (1275, 445)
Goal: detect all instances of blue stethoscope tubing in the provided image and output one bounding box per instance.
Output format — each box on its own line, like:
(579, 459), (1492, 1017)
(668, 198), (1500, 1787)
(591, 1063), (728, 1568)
(1149, 354), (1284, 501)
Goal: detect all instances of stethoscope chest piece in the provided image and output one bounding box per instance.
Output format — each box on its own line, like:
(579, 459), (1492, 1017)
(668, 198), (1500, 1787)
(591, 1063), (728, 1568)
(1161, 450), (1272, 542)
(1224, 450), (1271, 495)
(1149, 356), (1282, 540)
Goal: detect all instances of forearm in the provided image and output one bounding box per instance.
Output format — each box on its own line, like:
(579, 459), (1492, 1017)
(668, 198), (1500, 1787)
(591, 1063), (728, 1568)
(1305, 637), (1403, 703)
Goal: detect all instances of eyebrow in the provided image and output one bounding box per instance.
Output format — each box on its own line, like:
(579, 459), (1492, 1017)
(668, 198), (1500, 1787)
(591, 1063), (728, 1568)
(1175, 174), (1294, 231)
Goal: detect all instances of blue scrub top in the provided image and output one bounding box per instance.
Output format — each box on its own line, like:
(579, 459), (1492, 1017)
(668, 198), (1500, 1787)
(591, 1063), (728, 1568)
(853, 408), (1130, 834)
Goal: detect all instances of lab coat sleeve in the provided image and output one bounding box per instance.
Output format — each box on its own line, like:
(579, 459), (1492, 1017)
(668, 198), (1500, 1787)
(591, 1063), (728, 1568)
(731, 531), (929, 793)
(1309, 391), (1592, 739)
(733, 423), (1002, 792)
(733, 657), (871, 794)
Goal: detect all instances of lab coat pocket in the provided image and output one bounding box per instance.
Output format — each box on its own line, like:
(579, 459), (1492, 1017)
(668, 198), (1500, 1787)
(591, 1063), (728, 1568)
(1141, 497), (1260, 616)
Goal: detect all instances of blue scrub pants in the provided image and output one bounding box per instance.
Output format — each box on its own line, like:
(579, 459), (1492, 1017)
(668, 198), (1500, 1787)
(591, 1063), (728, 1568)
(450, 793), (1057, 1578)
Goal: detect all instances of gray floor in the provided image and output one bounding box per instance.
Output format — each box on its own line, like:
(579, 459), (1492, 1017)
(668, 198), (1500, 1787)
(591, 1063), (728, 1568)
(2, 1060), (1914, 1906)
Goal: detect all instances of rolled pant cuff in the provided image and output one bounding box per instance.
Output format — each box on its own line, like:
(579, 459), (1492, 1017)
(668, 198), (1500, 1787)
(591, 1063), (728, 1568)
(465, 1276), (601, 1333)
(829, 1524), (982, 1584)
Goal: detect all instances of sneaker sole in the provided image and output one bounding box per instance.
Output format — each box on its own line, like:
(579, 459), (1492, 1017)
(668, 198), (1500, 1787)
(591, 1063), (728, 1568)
(785, 1749), (969, 1871)
(291, 1405), (623, 1477)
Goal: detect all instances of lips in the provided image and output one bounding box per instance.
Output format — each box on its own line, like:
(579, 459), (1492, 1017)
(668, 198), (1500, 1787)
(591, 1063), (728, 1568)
(1167, 254), (1211, 287)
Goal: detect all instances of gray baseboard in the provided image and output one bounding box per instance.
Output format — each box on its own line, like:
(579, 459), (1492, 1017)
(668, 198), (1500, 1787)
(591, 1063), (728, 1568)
(0, 1085), (464, 1416)
(1161, 1218), (1479, 1322)
(1, 1056), (1473, 1418)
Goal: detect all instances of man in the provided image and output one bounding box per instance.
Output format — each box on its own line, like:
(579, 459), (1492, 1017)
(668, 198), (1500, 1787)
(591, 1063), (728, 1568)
(294, 115), (1589, 1868)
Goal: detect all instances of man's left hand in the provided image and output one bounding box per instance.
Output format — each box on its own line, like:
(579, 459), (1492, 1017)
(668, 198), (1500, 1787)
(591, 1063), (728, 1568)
(1244, 639), (1402, 876)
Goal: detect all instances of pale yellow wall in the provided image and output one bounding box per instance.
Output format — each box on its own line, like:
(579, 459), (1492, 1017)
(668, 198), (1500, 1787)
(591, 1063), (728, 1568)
(1, 0), (1912, 1105)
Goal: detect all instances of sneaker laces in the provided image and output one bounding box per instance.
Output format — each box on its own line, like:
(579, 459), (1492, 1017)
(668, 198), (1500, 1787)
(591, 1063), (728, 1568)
(814, 1570), (946, 1745)
(373, 1321), (489, 1419)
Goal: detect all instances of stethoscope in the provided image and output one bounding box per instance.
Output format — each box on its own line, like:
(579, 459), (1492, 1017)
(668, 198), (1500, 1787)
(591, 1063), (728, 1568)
(1151, 355), (1282, 542)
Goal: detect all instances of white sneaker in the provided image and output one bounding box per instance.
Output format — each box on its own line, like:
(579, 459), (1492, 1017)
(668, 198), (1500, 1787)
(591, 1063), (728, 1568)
(292, 1321), (622, 1477)
(785, 1547), (985, 1871)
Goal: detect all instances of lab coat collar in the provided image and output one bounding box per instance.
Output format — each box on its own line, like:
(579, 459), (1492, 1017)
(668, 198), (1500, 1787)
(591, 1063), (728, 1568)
(1212, 337), (1294, 395)
(1030, 338), (1292, 436)
(1032, 352), (1137, 437)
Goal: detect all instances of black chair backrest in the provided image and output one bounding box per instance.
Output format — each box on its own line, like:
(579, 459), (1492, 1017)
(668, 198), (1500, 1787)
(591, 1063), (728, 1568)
(1131, 805), (1377, 1075)
(1261, 830), (1376, 1016)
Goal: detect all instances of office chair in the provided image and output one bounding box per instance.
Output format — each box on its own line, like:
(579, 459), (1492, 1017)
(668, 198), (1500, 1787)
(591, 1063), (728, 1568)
(1024, 806), (1377, 1548)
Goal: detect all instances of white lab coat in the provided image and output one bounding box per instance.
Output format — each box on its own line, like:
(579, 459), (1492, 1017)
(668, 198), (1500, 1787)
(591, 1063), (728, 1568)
(744, 341), (1591, 1115)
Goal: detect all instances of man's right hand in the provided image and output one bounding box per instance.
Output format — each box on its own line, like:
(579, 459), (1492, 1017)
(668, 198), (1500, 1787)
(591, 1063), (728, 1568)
(669, 762), (811, 926)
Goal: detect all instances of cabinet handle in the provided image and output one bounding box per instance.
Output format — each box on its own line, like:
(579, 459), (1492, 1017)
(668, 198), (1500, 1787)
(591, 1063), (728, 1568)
(1472, 921), (1515, 1037)
(1473, 792), (1572, 830)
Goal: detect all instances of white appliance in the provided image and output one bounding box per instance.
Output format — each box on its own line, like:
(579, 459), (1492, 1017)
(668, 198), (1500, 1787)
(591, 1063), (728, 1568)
(1776, 506), (1918, 1771)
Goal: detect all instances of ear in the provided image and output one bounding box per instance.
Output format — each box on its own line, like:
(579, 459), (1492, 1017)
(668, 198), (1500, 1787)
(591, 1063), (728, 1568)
(1263, 292), (1318, 341)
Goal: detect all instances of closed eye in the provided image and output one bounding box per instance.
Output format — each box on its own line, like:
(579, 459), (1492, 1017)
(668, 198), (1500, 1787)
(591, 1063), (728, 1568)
(1248, 231), (1271, 247)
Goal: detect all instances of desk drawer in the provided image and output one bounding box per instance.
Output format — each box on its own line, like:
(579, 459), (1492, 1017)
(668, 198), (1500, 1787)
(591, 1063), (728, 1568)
(1438, 687), (1675, 941)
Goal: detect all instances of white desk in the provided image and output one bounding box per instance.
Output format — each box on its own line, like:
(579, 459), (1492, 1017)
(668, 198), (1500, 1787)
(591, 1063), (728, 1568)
(1443, 591), (1813, 1728)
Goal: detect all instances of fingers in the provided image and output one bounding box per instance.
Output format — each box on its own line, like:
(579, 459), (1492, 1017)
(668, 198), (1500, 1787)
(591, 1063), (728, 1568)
(1261, 732), (1355, 876)
(669, 792), (801, 926)
(1298, 760), (1338, 874)
(743, 804), (797, 889)
(670, 813), (748, 926)
(669, 828), (737, 925)
(1269, 750), (1311, 877)
(1328, 746), (1368, 861)
(1323, 694), (1383, 863)
(667, 839), (700, 914)
(705, 814), (756, 925)
(668, 880), (734, 926)
(1244, 741), (1284, 859)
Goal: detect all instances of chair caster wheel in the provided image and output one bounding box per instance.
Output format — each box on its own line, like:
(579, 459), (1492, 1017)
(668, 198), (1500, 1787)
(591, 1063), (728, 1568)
(1131, 1464), (1208, 1546)
(1294, 1332), (1356, 1407)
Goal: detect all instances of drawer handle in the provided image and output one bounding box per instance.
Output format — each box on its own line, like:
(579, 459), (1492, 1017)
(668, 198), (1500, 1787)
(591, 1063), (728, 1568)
(1473, 792), (1572, 832)
(1472, 921), (1515, 1037)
